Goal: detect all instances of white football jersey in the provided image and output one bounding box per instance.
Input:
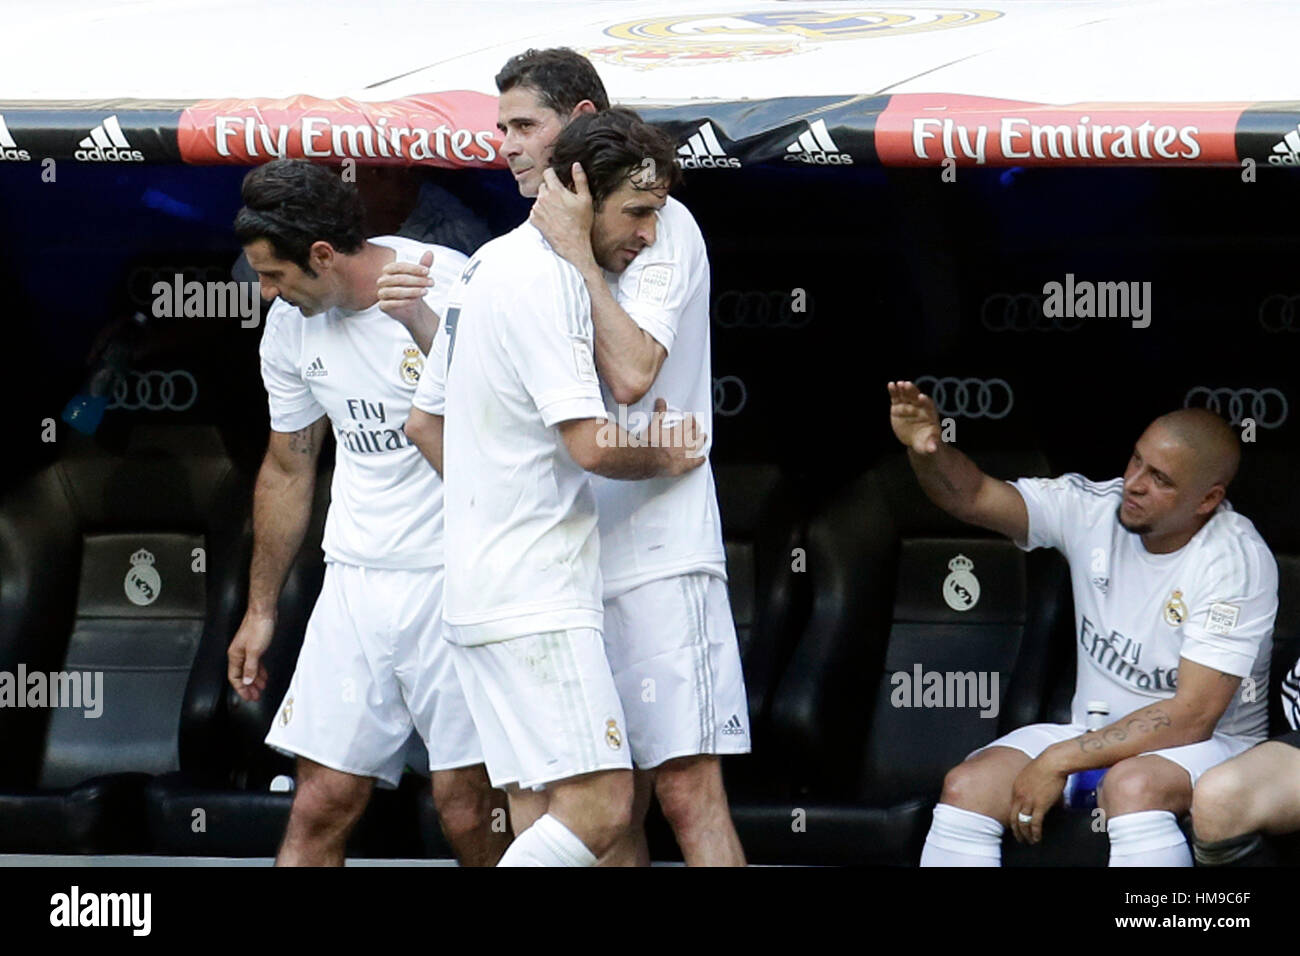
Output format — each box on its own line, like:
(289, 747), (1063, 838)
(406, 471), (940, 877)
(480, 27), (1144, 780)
(589, 196), (727, 599)
(258, 235), (467, 570)
(1013, 474), (1277, 740)
(441, 223), (608, 645)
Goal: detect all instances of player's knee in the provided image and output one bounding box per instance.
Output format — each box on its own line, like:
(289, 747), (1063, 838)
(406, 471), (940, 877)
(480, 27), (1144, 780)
(581, 772), (635, 842)
(1191, 764), (1253, 842)
(938, 760), (990, 811)
(290, 775), (370, 833)
(655, 759), (724, 832)
(1098, 760), (1166, 814)
(432, 768), (494, 840)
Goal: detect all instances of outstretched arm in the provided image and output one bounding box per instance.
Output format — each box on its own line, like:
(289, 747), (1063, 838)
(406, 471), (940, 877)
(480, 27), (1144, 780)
(888, 380), (1028, 542)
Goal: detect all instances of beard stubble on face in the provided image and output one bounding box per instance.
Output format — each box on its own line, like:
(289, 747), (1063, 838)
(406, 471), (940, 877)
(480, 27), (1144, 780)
(1116, 504), (1153, 536)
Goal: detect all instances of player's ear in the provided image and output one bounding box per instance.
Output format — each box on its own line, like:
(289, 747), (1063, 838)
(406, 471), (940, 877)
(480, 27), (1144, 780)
(1198, 483), (1227, 515)
(570, 100), (598, 120)
(308, 240), (335, 271)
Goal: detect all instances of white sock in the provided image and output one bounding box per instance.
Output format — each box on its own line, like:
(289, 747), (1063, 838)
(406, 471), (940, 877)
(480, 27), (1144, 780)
(919, 803), (1004, 867)
(497, 813), (597, 867)
(1107, 810), (1192, 867)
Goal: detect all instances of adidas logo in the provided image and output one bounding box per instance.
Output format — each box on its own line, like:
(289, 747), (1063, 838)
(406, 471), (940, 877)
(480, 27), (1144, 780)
(1269, 123), (1300, 166)
(784, 119), (853, 166)
(0, 115), (30, 162)
(721, 714), (745, 736)
(305, 356), (328, 378)
(75, 115), (144, 163)
(675, 122), (741, 170)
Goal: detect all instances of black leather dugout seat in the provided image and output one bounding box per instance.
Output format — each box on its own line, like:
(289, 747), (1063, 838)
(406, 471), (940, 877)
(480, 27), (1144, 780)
(0, 425), (248, 852)
(731, 450), (1069, 865)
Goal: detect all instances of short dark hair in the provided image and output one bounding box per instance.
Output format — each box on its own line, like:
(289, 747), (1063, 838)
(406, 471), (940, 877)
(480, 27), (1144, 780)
(550, 108), (681, 209)
(233, 159), (365, 274)
(495, 48), (610, 116)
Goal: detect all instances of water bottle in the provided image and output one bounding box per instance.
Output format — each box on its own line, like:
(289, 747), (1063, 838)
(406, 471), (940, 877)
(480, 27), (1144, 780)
(61, 312), (147, 435)
(61, 343), (126, 435)
(1063, 700), (1110, 810)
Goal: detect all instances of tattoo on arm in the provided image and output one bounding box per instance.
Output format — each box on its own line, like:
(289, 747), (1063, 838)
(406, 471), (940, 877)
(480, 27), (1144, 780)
(1078, 707), (1172, 754)
(936, 472), (959, 496)
(287, 427), (314, 455)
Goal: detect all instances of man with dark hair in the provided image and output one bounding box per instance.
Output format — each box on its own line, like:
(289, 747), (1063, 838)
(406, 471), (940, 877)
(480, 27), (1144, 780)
(524, 109), (751, 867)
(888, 383), (1278, 867)
(405, 107), (708, 867)
(228, 158), (506, 866)
(493, 47), (609, 198)
(1190, 656), (1300, 865)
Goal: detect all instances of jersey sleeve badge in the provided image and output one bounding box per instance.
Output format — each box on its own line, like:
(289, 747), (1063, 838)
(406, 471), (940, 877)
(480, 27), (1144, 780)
(1205, 602), (1241, 635)
(635, 264), (673, 307)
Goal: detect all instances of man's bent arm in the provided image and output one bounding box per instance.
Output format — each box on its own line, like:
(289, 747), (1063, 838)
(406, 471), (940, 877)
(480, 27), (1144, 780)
(581, 269), (666, 406)
(1036, 657), (1241, 776)
(246, 416), (329, 621)
(405, 408), (444, 476)
(559, 417), (699, 480)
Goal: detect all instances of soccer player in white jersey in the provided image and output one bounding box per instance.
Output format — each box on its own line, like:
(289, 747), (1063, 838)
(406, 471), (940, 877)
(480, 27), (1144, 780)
(1189, 656), (1300, 865)
(226, 159), (506, 866)
(887, 381), (1278, 867)
(407, 114), (706, 867)
(520, 111), (750, 866)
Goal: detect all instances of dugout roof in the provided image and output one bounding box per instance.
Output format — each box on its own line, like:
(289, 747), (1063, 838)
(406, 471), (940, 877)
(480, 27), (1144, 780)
(2, 0), (1299, 169)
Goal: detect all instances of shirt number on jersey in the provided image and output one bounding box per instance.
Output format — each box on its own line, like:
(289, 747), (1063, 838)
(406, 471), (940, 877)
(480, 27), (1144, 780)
(444, 258), (481, 372)
(445, 305), (460, 371)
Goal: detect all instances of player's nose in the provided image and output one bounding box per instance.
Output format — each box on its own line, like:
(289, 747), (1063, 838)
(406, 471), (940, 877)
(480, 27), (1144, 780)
(258, 278), (278, 302)
(637, 217), (657, 248)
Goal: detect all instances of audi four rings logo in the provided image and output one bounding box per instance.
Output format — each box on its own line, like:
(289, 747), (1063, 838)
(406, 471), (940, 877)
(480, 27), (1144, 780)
(981, 293), (1083, 332)
(713, 376), (747, 416)
(108, 370), (199, 412)
(126, 265), (230, 306)
(1184, 387), (1288, 428)
(915, 377), (1014, 419)
(713, 290), (812, 329)
(1258, 295), (1300, 332)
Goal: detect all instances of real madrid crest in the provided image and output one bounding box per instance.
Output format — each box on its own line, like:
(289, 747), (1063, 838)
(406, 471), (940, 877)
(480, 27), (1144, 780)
(605, 718), (622, 750)
(399, 346), (423, 386)
(943, 554), (980, 612)
(1164, 589), (1188, 627)
(125, 548), (161, 606)
(280, 696), (294, 726)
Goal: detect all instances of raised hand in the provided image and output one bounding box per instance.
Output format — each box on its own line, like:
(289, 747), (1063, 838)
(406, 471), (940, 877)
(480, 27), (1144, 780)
(888, 380), (943, 454)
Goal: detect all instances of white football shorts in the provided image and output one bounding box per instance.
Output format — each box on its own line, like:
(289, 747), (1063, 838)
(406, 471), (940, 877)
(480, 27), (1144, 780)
(265, 562), (482, 788)
(602, 572), (752, 769)
(447, 627), (632, 790)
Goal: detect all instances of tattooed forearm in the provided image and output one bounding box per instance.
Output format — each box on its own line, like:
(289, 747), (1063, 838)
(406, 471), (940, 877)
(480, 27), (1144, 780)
(1078, 707), (1172, 754)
